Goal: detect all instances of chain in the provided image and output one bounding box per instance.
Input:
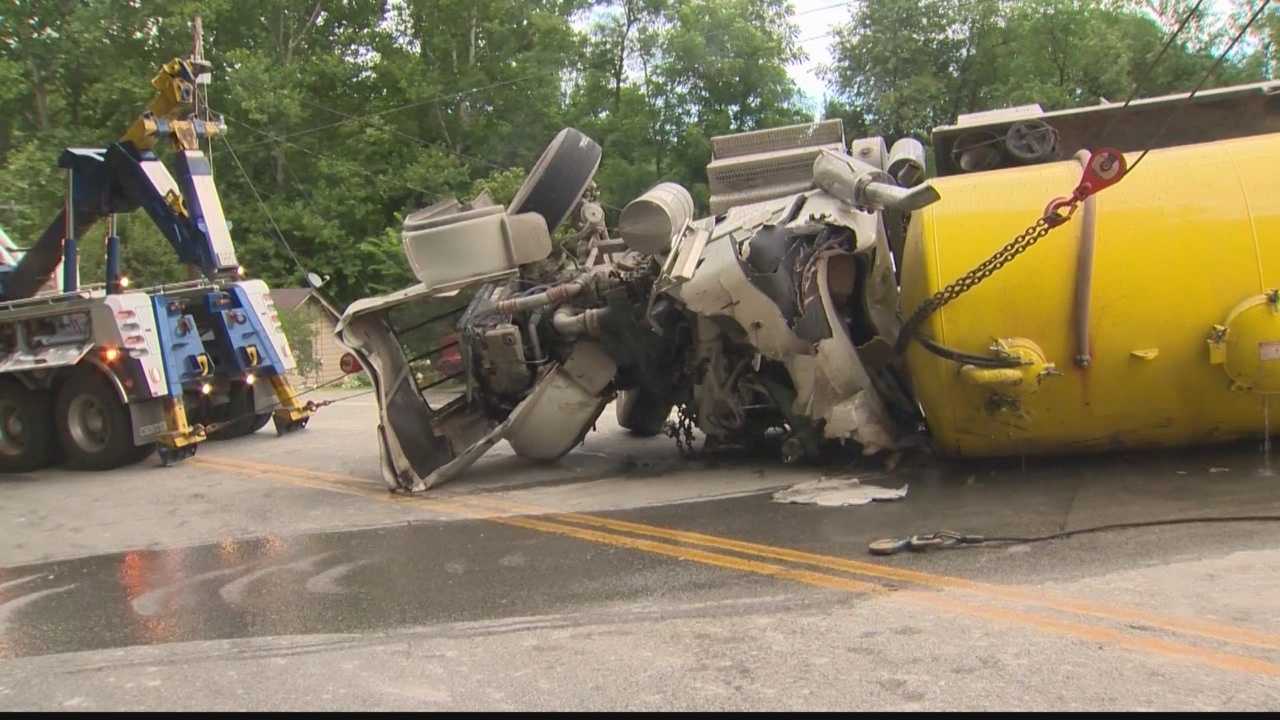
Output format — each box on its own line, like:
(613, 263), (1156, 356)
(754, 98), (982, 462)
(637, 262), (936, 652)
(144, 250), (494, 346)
(664, 402), (700, 458)
(200, 375), (372, 435)
(893, 206), (1074, 355)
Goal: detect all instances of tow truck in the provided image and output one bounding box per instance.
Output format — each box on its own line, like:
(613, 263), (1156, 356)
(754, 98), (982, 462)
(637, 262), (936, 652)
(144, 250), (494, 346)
(0, 31), (313, 472)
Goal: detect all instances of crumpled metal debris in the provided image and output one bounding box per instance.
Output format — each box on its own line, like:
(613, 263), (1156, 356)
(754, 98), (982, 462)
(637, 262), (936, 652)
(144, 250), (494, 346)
(772, 476), (908, 507)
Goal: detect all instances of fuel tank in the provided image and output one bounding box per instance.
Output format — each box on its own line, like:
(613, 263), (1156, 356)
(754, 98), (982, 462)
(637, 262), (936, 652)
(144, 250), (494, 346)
(900, 132), (1280, 457)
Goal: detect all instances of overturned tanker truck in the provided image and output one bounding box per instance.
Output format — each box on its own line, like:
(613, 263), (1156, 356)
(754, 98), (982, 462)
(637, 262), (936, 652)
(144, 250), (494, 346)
(337, 80), (1280, 493)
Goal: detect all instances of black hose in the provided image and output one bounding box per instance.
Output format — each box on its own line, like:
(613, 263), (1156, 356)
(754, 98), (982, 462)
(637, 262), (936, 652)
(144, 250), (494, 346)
(980, 515), (1280, 545)
(870, 515), (1280, 555)
(916, 335), (1024, 369)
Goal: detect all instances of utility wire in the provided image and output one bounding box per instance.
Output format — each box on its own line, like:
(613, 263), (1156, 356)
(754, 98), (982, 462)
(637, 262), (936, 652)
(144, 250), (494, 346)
(794, 1), (848, 17)
(218, 134), (310, 278)
(232, 75), (539, 151)
(288, 95), (511, 173)
(224, 104), (626, 214)
(216, 112), (435, 195)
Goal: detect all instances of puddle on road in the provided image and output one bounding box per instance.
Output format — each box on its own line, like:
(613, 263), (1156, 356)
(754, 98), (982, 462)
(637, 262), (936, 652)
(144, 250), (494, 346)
(1, 438), (1278, 660)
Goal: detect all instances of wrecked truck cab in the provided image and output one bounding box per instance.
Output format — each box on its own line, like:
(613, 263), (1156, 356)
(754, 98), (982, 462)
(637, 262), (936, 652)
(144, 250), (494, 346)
(336, 128), (614, 491)
(338, 121), (940, 493)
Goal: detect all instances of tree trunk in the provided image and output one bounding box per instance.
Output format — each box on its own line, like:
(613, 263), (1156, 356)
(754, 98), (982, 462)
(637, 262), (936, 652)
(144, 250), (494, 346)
(275, 7), (292, 188)
(613, 2), (638, 113)
(29, 62), (50, 131)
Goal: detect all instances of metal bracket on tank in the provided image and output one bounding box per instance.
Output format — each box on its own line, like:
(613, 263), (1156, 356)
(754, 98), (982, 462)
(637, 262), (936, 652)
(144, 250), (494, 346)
(1210, 290), (1280, 394)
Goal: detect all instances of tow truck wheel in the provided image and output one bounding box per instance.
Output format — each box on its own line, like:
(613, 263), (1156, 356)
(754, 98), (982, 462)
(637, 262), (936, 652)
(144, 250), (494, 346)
(615, 389), (674, 438)
(207, 382), (261, 441)
(0, 378), (56, 473)
(249, 412), (272, 433)
(55, 366), (147, 470)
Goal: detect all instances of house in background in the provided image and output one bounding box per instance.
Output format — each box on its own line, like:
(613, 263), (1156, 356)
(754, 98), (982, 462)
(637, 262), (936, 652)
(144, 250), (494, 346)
(268, 288), (346, 388)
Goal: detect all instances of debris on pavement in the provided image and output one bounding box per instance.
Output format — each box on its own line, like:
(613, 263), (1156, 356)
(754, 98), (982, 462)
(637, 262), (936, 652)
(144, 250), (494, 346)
(772, 476), (909, 507)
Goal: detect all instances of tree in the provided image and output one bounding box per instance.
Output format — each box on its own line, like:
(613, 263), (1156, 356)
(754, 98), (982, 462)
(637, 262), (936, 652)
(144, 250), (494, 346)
(567, 0), (809, 212)
(822, 0), (1268, 141)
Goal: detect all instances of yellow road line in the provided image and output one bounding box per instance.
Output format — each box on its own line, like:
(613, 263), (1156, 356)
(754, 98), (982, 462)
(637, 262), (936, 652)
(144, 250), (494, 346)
(193, 456), (403, 503)
(459, 494), (1280, 653)
(197, 453), (1280, 651)
(192, 455), (1280, 677)
(192, 456), (880, 594)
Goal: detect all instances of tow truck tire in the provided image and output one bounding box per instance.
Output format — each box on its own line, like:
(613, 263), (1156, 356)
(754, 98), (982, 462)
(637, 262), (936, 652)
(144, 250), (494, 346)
(0, 378), (56, 473)
(207, 382), (260, 441)
(250, 412), (272, 433)
(55, 366), (146, 470)
(615, 389), (673, 438)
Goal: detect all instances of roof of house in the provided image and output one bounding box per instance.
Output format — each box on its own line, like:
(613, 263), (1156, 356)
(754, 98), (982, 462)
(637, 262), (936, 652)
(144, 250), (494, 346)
(269, 287), (341, 320)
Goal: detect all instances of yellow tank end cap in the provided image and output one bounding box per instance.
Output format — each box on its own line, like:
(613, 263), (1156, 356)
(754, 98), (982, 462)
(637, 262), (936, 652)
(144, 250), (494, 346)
(1216, 292), (1280, 394)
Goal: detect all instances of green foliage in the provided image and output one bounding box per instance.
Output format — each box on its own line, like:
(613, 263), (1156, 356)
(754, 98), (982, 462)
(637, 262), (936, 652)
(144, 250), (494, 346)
(470, 167), (528, 206)
(277, 304), (319, 379)
(822, 0), (1272, 140)
(339, 370), (372, 389)
(0, 0), (1273, 311)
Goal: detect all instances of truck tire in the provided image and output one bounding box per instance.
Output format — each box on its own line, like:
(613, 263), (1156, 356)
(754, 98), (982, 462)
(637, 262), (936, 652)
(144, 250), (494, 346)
(615, 389), (673, 438)
(249, 412), (272, 433)
(508, 128), (602, 233)
(207, 382), (261, 441)
(55, 366), (149, 470)
(0, 378), (56, 472)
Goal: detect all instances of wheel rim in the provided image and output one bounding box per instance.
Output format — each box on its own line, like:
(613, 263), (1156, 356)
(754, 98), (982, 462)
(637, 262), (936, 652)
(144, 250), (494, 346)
(67, 394), (110, 454)
(0, 399), (25, 457)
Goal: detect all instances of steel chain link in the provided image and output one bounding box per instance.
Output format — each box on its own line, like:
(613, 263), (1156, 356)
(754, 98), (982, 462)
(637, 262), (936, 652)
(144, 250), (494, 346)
(894, 207), (1073, 354)
(665, 403), (700, 458)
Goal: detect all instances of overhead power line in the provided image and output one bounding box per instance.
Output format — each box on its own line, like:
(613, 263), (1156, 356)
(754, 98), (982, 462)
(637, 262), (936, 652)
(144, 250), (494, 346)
(234, 75), (539, 151)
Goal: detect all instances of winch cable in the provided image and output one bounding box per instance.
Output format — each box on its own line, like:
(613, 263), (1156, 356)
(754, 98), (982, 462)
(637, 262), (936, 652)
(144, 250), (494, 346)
(200, 374), (376, 437)
(1095, 0), (1209, 143)
(1124, 0), (1272, 178)
(869, 515), (1280, 556)
(893, 0), (1269, 359)
(218, 134), (311, 280)
(879, 0), (1280, 556)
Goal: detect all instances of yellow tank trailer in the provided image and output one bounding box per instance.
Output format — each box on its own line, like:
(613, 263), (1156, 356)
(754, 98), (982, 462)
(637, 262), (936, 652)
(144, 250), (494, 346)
(901, 130), (1280, 457)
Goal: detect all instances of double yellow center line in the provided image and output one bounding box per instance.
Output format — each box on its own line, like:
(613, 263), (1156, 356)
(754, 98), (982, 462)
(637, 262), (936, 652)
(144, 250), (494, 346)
(192, 454), (1280, 678)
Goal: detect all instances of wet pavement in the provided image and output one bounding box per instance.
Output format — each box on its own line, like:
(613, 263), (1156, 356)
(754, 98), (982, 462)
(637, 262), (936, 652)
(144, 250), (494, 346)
(1, 393), (1279, 709)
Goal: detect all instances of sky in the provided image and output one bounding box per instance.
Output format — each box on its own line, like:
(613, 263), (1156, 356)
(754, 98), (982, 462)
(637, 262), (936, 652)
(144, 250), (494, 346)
(788, 0), (849, 112)
(783, 0), (1241, 114)
(580, 0), (1244, 116)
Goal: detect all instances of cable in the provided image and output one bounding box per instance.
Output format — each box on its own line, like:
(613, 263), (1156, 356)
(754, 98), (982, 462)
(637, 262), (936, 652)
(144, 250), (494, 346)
(201, 373), (376, 435)
(1098, 0), (1208, 143)
(869, 515), (1280, 555)
(217, 113), (436, 195)
(1124, 0), (1272, 177)
(795, 1), (848, 17)
(802, 0), (1027, 44)
(232, 76), (539, 151)
(982, 516), (1280, 544)
(287, 95), (512, 173)
(222, 107), (626, 214)
(218, 135), (310, 278)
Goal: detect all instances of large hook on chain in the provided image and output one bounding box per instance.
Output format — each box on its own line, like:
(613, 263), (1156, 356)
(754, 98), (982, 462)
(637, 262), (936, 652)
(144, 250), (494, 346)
(1043, 147), (1127, 226)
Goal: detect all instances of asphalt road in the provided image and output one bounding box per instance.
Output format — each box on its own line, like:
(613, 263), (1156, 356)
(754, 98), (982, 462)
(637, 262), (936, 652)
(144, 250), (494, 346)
(1, 391), (1278, 710)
